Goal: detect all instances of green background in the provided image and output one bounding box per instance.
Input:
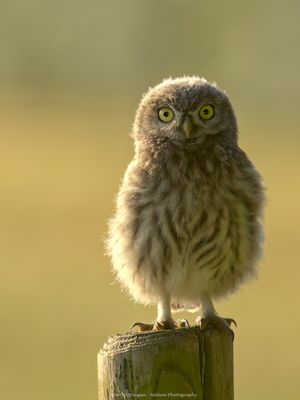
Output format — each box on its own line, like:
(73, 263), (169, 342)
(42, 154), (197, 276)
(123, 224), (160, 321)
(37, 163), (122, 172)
(1, 1), (299, 399)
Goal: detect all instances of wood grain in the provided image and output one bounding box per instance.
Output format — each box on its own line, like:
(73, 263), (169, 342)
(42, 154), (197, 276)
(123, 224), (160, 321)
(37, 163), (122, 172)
(98, 325), (234, 400)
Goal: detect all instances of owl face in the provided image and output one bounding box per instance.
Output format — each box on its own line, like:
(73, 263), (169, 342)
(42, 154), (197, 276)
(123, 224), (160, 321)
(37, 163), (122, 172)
(133, 77), (237, 143)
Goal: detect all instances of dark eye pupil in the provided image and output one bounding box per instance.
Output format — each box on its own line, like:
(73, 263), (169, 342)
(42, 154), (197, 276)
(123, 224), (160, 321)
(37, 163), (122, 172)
(203, 109), (209, 114)
(163, 111), (169, 117)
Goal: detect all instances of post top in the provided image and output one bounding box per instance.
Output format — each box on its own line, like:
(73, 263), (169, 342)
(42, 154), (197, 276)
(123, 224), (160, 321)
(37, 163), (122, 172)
(99, 324), (234, 355)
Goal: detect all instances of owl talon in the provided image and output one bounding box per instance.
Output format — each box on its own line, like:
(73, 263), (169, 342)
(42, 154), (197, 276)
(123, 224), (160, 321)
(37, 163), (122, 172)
(130, 322), (155, 332)
(224, 317), (237, 328)
(130, 319), (177, 332)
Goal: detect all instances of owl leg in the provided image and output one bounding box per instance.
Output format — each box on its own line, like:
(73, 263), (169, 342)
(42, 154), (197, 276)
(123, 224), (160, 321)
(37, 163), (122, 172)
(196, 294), (236, 332)
(154, 294), (176, 330)
(131, 294), (177, 332)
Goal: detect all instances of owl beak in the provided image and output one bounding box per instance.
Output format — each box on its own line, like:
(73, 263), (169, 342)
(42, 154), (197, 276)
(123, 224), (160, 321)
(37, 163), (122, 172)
(182, 115), (194, 139)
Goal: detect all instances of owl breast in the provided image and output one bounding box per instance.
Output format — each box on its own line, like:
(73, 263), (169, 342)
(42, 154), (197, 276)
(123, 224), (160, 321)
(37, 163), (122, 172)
(109, 158), (263, 305)
(150, 175), (257, 300)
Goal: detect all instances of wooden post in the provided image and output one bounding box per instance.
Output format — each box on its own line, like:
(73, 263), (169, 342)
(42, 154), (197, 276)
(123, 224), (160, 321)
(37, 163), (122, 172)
(98, 324), (234, 400)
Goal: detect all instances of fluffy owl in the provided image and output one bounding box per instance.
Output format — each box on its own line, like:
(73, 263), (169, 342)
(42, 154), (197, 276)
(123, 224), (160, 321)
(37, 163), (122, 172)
(107, 76), (264, 331)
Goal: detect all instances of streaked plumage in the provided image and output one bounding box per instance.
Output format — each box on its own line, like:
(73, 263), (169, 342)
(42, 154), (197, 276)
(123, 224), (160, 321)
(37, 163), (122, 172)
(107, 76), (264, 330)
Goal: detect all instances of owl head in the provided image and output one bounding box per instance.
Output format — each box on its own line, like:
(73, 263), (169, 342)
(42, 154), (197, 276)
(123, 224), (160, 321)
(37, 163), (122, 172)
(132, 76), (238, 146)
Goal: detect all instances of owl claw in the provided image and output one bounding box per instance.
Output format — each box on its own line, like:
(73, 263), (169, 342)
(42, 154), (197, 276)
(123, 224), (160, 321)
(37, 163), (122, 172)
(224, 318), (237, 328)
(130, 322), (155, 332)
(130, 319), (178, 332)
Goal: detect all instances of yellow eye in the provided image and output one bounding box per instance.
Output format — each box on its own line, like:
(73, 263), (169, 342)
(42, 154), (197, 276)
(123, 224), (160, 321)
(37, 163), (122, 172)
(158, 107), (174, 123)
(199, 104), (215, 120)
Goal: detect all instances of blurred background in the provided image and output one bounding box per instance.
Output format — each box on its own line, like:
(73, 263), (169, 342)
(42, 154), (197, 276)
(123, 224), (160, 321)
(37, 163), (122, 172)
(1, 1), (299, 399)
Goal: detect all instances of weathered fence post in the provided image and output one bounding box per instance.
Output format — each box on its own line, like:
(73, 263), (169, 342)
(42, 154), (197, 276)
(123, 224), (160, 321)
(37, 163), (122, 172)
(98, 324), (234, 399)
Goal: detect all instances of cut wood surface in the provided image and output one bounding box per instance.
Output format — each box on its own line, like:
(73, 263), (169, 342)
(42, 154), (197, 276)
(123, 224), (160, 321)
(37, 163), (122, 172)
(98, 324), (234, 400)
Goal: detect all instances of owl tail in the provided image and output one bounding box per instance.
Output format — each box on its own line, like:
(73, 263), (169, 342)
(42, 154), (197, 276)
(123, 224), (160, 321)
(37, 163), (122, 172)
(171, 303), (200, 313)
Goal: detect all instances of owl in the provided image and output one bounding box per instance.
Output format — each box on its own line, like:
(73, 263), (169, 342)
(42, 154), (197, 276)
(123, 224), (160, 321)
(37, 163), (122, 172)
(107, 76), (264, 331)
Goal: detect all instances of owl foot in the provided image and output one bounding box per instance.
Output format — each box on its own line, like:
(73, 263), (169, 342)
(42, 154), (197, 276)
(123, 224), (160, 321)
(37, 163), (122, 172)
(131, 318), (188, 332)
(131, 319), (175, 332)
(130, 322), (156, 332)
(197, 315), (236, 332)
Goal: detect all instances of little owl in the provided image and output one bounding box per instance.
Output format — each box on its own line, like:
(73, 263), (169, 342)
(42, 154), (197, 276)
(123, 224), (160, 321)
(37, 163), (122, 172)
(107, 76), (264, 331)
